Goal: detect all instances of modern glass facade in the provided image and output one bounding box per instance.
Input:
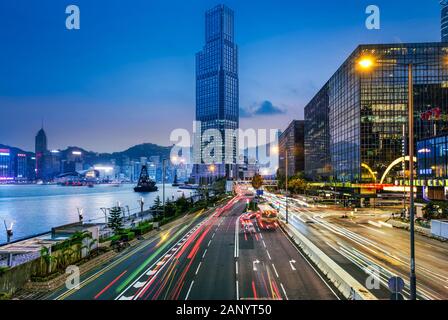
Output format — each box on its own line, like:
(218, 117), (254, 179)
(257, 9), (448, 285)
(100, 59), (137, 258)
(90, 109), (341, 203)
(417, 134), (448, 180)
(304, 85), (331, 180)
(194, 4), (239, 180)
(305, 43), (448, 185)
(279, 120), (305, 177)
(0, 148), (13, 181)
(417, 134), (448, 200)
(442, 1), (448, 42)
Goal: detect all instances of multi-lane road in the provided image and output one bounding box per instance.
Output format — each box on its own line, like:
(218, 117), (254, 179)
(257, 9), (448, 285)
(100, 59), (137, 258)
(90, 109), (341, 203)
(264, 192), (448, 300)
(46, 195), (339, 300)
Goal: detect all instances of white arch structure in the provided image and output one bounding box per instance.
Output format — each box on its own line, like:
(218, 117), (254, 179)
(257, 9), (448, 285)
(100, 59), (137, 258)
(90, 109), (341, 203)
(379, 156), (417, 185)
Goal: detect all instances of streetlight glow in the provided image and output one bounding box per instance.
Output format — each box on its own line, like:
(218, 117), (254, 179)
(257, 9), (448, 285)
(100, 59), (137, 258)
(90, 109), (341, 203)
(358, 56), (375, 69)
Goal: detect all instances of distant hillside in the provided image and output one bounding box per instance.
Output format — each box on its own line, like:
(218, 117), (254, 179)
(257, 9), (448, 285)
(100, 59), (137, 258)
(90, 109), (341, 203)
(0, 142), (172, 163)
(0, 144), (34, 156)
(111, 143), (172, 160)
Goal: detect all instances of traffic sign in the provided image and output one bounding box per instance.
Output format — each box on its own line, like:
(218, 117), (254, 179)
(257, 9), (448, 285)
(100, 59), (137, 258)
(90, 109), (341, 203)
(388, 276), (405, 293)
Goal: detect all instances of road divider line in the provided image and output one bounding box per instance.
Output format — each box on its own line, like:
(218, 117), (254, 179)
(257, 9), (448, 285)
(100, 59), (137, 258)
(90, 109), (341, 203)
(185, 281), (194, 300)
(195, 262), (202, 275)
(368, 220), (382, 228)
(202, 249), (208, 259)
(236, 280), (239, 300)
(378, 221), (393, 228)
(280, 283), (289, 300)
(272, 264), (279, 278)
(234, 216), (240, 258)
(266, 250), (272, 260)
(236, 261), (239, 275)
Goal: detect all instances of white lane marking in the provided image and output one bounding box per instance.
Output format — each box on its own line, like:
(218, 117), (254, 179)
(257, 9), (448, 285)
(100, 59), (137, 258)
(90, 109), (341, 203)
(185, 281), (194, 300)
(280, 228), (341, 300)
(202, 249), (208, 259)
(358, 224), (386, 235)
(262, 240), (267, 248)
(272, 264), (279, 278)
(118, 295), (134, 300)
(133, 281), (146, 289)
(289, 259), (297, 271)
(236, 280), (239, 300)
(212, 232), (216, 239)
(266, 250), (272, 260)
(234, 216), (240, 258)
(368, 220), (383, 228)
(115, 219), (207, 301)
(146, 270), (156, 276)
(236, 261), (239, 275)
(207, 240), (212, 247)
(280, 283), (289, 300)
(195, 262), (202, 275)
(259, 233), (263, 239)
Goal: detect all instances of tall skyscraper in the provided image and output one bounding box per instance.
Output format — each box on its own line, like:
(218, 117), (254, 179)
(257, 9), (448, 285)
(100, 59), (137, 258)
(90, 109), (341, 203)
(193, 4), (239, 182)
(35, 127), (48, 180)
(442, 1), (448, 42)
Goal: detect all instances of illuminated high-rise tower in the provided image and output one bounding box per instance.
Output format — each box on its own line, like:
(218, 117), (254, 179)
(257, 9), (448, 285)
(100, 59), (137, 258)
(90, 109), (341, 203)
(35, 126), (48, 180)
(193, 4), (239, 182)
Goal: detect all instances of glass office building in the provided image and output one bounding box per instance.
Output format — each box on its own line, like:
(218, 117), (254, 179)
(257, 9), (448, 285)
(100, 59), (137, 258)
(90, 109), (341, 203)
(193, 4), (239, 181)
(417, 134), (448, 200)
(442, 1), (448, 42)
(305, 42), (448, 188)
(279, 120), (305, 177)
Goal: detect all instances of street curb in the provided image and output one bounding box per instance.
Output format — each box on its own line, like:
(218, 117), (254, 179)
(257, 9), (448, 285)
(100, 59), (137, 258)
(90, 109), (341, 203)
(280, 221), (377, 300)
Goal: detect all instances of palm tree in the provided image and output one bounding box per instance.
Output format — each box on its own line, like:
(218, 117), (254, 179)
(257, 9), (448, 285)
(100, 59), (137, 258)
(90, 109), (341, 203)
(39, 246), (56, 275)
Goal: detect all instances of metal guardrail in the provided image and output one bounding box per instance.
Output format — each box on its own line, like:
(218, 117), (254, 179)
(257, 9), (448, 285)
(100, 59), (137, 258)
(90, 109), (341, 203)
(280, 221), (377, 300)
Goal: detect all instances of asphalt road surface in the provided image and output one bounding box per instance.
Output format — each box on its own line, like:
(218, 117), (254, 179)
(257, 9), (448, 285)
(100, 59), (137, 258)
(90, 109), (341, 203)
(46, 195), (339, 300)
(264, 192), (448, 300)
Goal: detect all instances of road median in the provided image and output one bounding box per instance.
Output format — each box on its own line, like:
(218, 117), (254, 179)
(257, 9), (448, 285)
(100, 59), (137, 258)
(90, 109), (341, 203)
(280, 221), (377, 300)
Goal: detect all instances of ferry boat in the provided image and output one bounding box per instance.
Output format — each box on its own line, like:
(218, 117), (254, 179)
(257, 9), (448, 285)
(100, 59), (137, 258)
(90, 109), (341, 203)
(134, 165), (158, 193)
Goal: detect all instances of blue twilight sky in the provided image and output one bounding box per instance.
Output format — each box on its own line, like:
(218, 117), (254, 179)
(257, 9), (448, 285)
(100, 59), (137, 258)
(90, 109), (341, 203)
(0, 0), (442, 152)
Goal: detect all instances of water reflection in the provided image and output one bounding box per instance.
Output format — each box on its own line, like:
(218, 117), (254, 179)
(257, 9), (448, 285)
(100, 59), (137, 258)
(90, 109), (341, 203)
(0, 184), (193, 244)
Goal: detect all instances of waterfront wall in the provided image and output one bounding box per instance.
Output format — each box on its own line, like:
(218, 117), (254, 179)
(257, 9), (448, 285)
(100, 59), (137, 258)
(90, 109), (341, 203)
(0, 259), (39, 295)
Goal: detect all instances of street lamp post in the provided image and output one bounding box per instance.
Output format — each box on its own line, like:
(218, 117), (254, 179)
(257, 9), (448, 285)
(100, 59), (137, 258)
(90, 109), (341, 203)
(407, 63), (417, 300)
(285, 149), (289, 225)
(138, 197), (144, 218)
(162, 159), (167, 219)
(358, 56), (421, 299)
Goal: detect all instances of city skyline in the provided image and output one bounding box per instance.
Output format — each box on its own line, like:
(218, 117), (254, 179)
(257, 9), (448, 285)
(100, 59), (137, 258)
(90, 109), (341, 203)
(0, 1), (441, 152)
(2, 1), (448, 306)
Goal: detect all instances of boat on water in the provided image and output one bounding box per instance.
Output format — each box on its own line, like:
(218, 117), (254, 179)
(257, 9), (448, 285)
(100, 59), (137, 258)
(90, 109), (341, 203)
(172, 172), (180, 187)
(134, 165), (158, 193)
(178, 184), (199, 190)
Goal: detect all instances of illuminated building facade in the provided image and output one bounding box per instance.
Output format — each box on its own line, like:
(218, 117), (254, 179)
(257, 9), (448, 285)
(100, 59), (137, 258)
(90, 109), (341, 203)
(305, 43), (448, 187)
(35, 127), (48, 180)
(0, 148), (13, 181)
(417, 134), (448, 200)
(279, 120), (305, 177)
(193, 4), (239, 182)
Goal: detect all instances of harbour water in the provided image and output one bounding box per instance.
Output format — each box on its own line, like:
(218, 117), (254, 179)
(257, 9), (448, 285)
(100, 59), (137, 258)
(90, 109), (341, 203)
(0, 184), (194, 244)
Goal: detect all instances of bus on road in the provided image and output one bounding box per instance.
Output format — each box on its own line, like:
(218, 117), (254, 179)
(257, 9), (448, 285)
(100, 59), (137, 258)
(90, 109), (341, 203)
(256, 204), (279, 231)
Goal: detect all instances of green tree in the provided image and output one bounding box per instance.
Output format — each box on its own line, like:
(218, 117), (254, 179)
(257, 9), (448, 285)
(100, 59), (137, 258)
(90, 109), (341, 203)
(39, 246), (56, 275)
(175, 195), (191, 214)
(164, 199), (176, 217)
(152, 196), (161, 210)
(251, 174), (264, 190)
(108, 206), (124, 234)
